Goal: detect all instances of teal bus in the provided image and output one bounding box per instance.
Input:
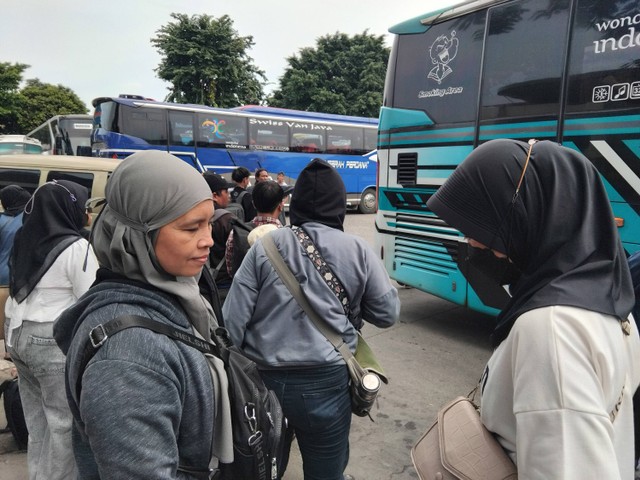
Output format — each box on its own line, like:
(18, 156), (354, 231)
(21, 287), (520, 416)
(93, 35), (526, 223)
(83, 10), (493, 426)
(376, 0), (640, 315)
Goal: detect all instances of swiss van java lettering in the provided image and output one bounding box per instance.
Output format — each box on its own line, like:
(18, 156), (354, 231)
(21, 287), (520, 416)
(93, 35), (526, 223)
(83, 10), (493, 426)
(593, 14), (640, 54)
(248, 118), (333, 131)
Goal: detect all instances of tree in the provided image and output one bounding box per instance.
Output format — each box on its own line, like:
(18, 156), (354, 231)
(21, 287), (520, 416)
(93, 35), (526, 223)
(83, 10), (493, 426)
(152, 13), (266, 107)
(0, 62), (29, 134)
(268, 31), (390, 118)
(16, 79), (88, 133)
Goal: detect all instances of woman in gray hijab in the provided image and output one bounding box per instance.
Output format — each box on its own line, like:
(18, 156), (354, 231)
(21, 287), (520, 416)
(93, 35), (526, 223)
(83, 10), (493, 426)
(54, 150), (232, 479)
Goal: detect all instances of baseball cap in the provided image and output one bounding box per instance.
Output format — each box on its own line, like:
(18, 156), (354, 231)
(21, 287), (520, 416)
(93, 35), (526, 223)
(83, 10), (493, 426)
(203, 172), (235, 193)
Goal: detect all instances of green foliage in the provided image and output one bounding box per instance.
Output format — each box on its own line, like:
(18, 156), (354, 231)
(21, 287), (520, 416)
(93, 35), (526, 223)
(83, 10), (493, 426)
(16, 79), (88, 133)
(152, 13), (266, 107)
(268, 31), (390, 118)
(0, 62), (29, 133)
(0, 63), (87, 134)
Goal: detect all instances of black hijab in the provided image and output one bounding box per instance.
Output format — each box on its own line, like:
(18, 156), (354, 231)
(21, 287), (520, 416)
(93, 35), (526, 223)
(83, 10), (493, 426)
(9, 180), (89, 303)
(0, 185), (31, 217)
(427, 139), (633, 345)
(289, 158), (346, 230)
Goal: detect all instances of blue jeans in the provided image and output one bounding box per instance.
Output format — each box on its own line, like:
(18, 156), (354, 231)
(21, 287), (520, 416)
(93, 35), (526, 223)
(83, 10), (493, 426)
(8, 321), (77, 480)
(261, 364), (351, 480)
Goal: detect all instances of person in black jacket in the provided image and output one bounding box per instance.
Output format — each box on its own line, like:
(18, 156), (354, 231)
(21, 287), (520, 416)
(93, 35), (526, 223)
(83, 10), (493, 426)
(204, 172), (236, 304)
(230, 167), (256, 222)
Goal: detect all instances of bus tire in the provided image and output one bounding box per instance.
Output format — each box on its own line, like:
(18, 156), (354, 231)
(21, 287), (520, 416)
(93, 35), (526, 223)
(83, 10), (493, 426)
(358, 188), (377, 214)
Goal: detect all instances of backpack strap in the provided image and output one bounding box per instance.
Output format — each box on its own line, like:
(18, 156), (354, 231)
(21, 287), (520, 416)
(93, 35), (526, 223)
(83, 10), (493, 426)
(77, 315), (225, 480)
(235, 190), (248, 205)
(213, 208), (230, 222)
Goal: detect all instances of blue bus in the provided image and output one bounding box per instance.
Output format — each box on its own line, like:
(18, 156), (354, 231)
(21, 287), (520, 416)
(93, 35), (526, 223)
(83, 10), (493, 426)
(376, 0), (640, 315)
(91, 96), (379, 213)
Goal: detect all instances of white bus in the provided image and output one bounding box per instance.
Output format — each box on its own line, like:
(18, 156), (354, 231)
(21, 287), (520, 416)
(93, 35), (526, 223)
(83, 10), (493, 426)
(28, 114), (93, 156)
(0, 135), (43, 155)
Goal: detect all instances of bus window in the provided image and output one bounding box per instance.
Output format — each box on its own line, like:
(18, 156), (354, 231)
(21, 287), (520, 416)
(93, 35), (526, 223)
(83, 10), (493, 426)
(249, 118), (289, 150)
(197, 113), (248, 148)
(169, 111), (195, 147)
(364, 128), (377, 151)
(29, 125), (53, 152)
(391, 10), (485, 124)
(47, 171), (94, 193)
(290, 122), (324, 153)
(96, 101), (118, 132)
(327, 126), (364, 155)
(480, 0), (570, 121)
(0, 168), (40, 193)
(121, 106), (167, 146)
(566, 0), (639, 113)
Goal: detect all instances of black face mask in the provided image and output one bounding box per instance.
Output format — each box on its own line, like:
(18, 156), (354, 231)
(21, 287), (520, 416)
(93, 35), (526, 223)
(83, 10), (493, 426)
(463, 245), (522, 310)
(468, 246), (521, 285)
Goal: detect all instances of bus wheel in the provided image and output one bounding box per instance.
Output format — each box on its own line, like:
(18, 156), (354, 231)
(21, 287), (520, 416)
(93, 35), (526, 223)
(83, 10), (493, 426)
(358, 188), (377, 214)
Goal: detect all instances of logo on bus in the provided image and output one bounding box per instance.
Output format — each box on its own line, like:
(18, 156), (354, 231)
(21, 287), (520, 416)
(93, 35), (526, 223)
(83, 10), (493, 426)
(428, 31), (458, 84)
(202, 119), (226, 138)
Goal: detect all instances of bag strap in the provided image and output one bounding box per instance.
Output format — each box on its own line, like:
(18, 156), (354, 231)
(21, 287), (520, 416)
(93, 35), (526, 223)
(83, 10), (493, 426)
(76, 314), (224, 480)
(262, 233), (354, 363)
(290, 226), (351, 318)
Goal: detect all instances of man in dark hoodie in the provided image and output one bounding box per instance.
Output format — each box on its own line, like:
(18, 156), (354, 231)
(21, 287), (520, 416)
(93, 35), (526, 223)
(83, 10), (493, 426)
(223, 159), (400, 480)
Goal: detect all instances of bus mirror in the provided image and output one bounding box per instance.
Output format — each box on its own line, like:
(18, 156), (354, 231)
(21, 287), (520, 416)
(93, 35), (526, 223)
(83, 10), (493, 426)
(54, 135), (63, 154)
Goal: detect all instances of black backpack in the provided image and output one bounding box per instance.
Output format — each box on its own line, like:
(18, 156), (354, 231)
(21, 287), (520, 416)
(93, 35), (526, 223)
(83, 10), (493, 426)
(228, 217), (255, 278)
(227, 190), (249, 222)
(0, 378), (28, 450)
(75, 315), (287, 480)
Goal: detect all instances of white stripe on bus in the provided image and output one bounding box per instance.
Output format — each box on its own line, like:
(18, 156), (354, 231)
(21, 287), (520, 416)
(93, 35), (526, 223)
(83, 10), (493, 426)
(591, 140), (640, 196)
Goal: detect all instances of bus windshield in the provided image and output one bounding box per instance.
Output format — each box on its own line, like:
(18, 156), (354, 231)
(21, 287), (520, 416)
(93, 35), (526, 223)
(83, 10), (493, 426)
(28, 114), (93, 156)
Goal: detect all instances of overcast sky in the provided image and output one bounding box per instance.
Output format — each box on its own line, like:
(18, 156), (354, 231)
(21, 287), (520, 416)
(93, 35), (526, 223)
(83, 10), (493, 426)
(1, 0), (459, 112)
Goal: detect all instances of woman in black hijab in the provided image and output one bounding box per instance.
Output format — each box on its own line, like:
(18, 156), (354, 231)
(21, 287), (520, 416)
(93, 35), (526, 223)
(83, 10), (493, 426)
(5, 180), (98, 480)
(427, 139), (640, 478)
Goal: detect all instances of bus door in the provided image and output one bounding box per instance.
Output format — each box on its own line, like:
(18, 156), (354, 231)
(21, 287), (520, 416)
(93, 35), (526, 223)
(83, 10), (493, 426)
(168, 111), (203, 172)
(561, 0), (640, 254)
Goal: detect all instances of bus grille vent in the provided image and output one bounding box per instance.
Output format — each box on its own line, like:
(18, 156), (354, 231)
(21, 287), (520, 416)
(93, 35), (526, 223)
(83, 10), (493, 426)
(397, 153), (417, 186)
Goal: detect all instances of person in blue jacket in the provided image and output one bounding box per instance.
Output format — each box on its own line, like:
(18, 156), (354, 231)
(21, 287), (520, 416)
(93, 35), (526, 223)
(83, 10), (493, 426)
(0, 185), (30, 356)
(0, 185), (30, 285)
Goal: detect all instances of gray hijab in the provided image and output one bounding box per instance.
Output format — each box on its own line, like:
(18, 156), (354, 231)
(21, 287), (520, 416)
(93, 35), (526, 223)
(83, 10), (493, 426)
(93, 150), (216, 338)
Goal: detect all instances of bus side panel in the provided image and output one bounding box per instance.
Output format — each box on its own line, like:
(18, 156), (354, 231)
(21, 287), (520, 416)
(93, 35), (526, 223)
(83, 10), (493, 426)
(562, 127), (640, 254)
(376, 140), (474, 307)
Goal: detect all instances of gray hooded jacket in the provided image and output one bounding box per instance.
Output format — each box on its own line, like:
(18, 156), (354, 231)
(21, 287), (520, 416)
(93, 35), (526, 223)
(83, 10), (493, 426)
(55, 277), (215, 479)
